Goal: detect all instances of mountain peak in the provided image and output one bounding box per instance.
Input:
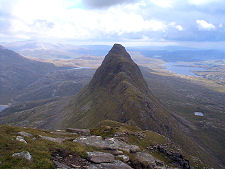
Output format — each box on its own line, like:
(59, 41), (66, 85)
(64, 44), (174, 132)
(111, 43), (125, 51)
(88, 44), (148, 92)
(107, 43), (131, 59)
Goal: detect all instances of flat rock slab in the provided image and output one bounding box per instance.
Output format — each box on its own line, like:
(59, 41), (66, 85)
(134, 152), (155, 164)
(74, 136), (140, 153)
(18, 131), (32, 137)
(39, 135), (64, 144)
(66, 128), (90, 136)
(12, 151), (32, 161)
(53, 160), (72, 169)
(88, 160), (133, 169)
(87, 151), (114, 163)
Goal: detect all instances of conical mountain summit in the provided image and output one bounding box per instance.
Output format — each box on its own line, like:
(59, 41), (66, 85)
(89, 44), (149, 94)
(62, 44), (181, 138)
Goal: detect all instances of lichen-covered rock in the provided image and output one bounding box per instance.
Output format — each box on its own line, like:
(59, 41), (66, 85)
(135, 152), (155, 164)
(16, 136), (27, 144)
(87, 151), (114, 163)
(12, 151), (32, 161)
(74, 136), (140, 153)
(88, 160), (133, 169)
(39, 135), (64, 144)
(18, 131), (32, 137)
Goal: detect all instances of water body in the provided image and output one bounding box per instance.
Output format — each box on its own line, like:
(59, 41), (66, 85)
(165, 63), (205, 76)
(0, 105), (8, 112)
(194, 112), (204, 117)
(69, 67), (90, 70)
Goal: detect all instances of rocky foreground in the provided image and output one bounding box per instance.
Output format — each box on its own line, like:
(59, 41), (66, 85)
(0, 120), (206, 169)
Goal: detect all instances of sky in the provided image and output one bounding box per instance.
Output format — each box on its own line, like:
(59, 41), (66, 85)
(1, 0), (225, 46)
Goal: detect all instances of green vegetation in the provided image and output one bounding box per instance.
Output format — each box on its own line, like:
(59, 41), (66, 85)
(0, 125), (88, 169)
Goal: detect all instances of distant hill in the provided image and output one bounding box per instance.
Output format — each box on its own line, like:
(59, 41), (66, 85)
(3, 40), (111, 60)
(0, 45), (95, 104)
(13, 68), (95, 103)
(0, 45), (57, 103)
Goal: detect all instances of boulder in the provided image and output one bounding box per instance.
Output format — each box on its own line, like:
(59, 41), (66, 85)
(16, 136), (27, 144)
(18, 131), (32, 137)
(135, 152), (155, 164)
(118, 155), (129, 162)
(130, 152), (157, 169)
(87, 151), (114, 163)
(66, 128), (90, 136)
(39, 135), (64, 144)
(88, 160), (132, 169)
(129, 145), (140, 153)
(12, 151), (32, 161)
(74, 136), (140, 153)
(130, 152), (166, 169)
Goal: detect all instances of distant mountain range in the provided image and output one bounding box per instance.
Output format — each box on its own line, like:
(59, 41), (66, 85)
(0, 45), (94, 104)
(4, 40), (225, 62)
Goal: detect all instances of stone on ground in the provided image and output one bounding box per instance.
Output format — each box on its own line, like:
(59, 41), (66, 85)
(18, 131), (32, 137)
(74, 136), (140, 153)
(16, 136), (27, 144)
(39, 135), (64, 144)
(88, 160), (133, 169)
(12, 151), (32, 161)
(87, 151), (115, 163)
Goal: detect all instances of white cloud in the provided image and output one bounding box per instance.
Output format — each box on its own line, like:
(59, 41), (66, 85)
(169, 22), (183, 31)
(196, 20), (216, 30)
(1, 0), (224, 43)
(150, 0), (174, 8)
(176, 25), (183, 31)
(188, 0), (222, 5)
(6, 0), (169, 40)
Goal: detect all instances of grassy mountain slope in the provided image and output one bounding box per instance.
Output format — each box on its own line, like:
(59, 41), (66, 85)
(63, 44), (179, 134)
(0, 120), (207, 169)
(13, 69), (95, 103)
(0, 46), (56, 104)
